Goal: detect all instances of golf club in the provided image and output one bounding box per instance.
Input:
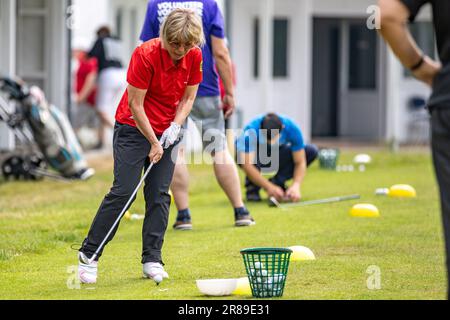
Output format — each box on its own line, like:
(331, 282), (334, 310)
(83, 162), (156, 265)
(270, 194), (361, 210)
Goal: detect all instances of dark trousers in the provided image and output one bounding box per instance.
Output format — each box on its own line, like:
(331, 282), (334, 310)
(245, 144), (319, 194)
(431, 108), (450, 298)
(81, 123), (179, 264)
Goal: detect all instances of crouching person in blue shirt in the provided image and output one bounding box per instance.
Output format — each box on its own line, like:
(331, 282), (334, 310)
(236, 113), (318, 203)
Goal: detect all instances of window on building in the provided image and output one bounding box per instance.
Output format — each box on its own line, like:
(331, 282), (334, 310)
(16, 0), (48, 92)
(252, 18), (290, 79)
(273, 18), (289, 78)
(115, 7), (123, 39)
(348, 24), (377, 90)
(130, 8), (138, 49)
(404, 22), (436, 78)
(253, 18), (259, 79)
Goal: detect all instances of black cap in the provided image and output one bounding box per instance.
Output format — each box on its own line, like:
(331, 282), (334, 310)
(261, 113), (283, 141)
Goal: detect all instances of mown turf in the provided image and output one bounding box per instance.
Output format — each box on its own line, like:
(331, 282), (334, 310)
(0, 149), (446, 300)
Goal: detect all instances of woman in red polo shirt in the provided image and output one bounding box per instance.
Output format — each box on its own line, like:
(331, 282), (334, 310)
(78, 9), (204, 285)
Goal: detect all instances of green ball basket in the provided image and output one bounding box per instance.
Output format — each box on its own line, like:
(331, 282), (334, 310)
(241, 248), (293, 298)
(318, 148), (340, 170)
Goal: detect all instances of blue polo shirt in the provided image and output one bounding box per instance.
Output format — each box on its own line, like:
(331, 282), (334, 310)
(236, 115), (306, 154)
(140, 0), (225, 97)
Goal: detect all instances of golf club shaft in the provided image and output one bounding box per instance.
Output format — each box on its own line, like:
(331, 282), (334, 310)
(30, 168), (71, 183)
(89, 162), (155, 264)
(277, 194), (361, 209)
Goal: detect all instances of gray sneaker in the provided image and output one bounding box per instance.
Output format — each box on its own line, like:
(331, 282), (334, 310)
(235, 209), (256, 227)
(173, 219), (193, 231)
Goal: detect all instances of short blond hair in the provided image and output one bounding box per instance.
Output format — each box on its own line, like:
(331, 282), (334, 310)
(160, 8), (205, 47)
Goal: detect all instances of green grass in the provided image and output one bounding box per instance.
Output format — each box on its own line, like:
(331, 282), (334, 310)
(0, 149), (446, 300)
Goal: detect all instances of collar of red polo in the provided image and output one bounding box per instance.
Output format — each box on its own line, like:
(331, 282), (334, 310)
(160, 41), (188, 71)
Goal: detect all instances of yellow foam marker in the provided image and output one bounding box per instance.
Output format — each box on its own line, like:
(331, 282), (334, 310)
(350, 204), (380, 218)
(233, 277), (252, 296)
(289, 246), (316, 262)
(124, 211), (131, 220)
(389, 184), (417, 198)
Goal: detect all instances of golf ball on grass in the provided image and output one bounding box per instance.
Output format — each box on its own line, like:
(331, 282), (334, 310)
(153, 274), (163, 285)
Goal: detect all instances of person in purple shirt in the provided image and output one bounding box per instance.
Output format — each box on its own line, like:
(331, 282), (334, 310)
(141, 0), (255, 229)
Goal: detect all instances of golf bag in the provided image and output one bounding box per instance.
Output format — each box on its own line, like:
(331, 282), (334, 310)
(0, 77), (95, 181)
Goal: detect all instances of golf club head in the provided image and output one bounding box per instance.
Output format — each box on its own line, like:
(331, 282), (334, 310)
(269, 197), (284, 209)
(79, 252), (96, 265)
(78, 252), (90, 264)
(268, 197), (278, 207)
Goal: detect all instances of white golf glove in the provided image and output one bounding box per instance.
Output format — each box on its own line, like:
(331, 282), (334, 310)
(160, 122), (181, 149)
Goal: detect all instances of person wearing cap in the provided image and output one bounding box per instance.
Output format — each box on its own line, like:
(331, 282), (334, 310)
(236, 113), (318, 203)
(77, 9), (204, 285)
(87, 26), (127, 149)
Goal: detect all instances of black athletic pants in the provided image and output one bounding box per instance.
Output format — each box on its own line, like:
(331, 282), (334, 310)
(245, 144), (319, 195)
(81, 123), (179, 264)
(431, 108), (450, 298)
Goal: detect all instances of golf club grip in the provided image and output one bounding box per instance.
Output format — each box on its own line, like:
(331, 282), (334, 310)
(90, 162), (155, 263)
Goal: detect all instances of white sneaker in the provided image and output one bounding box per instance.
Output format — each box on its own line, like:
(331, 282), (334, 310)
(143, 262), (169, 285)
(78, 252), (98, 284)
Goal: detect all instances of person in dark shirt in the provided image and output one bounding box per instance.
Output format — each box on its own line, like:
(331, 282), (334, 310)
(379, 0), (450, 298)
(88, 26), (127, 149)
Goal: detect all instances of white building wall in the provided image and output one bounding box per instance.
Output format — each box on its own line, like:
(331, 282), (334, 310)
(72, 0), (109, 47)
(0, 0), (16, 77)
(109, 0), (148, 59)
(114, 0), (226, 60)
(273, 0), (312, 141)
(230, 0), (434, 143)
(0, 0), (17, 151)
(48, 0), (71, 113)
(230, 0), (313, 139)
(70, 0), (434, 144)
(1, 0), (71, 151)
(229, 0), (262, 126)
(312, 0), (378, 17)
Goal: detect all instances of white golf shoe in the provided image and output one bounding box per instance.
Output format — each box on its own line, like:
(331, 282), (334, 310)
(143, 262), (169, 285)
(78, 252), (98, 284)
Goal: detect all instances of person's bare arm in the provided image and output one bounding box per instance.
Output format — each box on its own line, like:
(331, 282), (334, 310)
(378, 0), (441, 86)
(76, 72), (97, 104)
(286, 150), (307, 202)
(211, 35), (235, 118)
(241, 152), (285, 200)
(127, 85), (163, 163)
(173, 84), (199, 126)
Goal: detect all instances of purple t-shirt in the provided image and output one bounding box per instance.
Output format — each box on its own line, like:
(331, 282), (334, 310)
(140, 0), (225, 97)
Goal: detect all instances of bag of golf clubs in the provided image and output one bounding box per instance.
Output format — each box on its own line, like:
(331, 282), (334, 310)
(0, 77), (95, 181)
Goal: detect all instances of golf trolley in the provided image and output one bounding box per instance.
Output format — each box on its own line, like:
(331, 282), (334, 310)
(0, 77), (95, 182)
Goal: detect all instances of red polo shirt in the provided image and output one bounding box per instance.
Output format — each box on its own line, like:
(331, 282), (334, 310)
(75, 56), (98, 107)
(115, 38), (203, 135)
